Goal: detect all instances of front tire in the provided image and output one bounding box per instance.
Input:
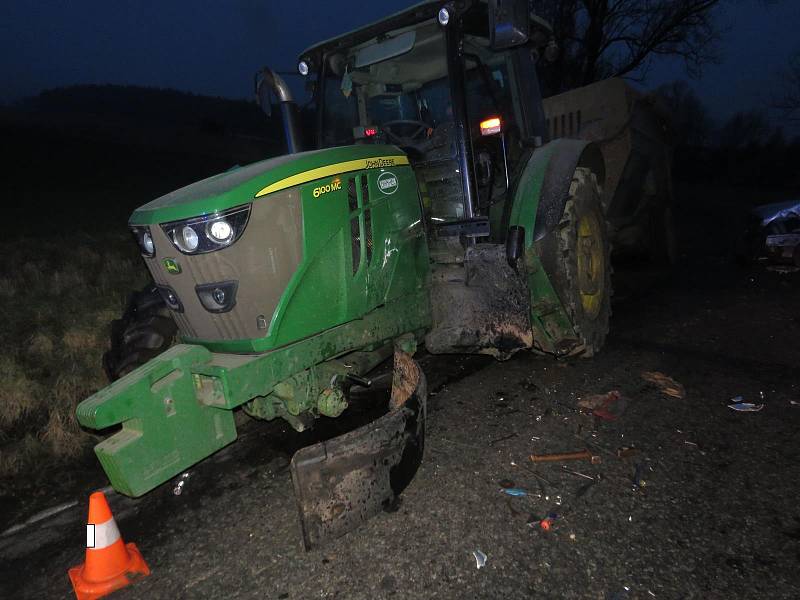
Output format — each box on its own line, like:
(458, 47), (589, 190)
(103, 284), (177, 381)
(540, 167), (612, 356)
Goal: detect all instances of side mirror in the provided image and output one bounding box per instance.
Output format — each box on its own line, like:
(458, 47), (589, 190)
(489, 0), (530, 50)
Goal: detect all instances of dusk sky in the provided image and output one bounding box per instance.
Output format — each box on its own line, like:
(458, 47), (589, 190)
(1, 0), (798, 131)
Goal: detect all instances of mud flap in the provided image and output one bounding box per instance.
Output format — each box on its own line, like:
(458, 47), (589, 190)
(290, 353), (426, 550)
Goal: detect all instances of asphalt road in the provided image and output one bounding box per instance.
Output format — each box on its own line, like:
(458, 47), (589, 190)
(2, 259), (799, 599)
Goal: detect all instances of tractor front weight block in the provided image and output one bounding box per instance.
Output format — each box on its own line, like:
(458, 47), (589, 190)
(76, 344), (237, 497)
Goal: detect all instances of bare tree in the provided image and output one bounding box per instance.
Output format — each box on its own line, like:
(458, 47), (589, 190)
(535, 0), (722, 94)
(656, 80), (713, 146)
(773, 51), (800, 121)
(717, 109), (771, 149)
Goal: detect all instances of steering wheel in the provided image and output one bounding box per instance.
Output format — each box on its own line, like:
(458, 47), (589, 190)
(381, 120), (433, 147)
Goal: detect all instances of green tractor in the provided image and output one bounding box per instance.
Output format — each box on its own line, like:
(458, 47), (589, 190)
(77, 0), (610, 549)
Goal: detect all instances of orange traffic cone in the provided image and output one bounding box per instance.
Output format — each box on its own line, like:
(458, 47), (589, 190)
(68, 491), (150, 600)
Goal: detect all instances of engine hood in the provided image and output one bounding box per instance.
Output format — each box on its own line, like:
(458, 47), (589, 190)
(129, 145), (408, 225)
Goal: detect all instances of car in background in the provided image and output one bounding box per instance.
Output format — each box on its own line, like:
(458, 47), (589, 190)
(737, 200), (800, 267)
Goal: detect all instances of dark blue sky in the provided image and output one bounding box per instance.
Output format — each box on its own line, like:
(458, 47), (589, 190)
(1, 0), (798, 130)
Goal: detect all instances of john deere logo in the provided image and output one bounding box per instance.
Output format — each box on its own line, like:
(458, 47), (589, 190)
(377, 171), (399, 195)
(163, 258), (181, 274)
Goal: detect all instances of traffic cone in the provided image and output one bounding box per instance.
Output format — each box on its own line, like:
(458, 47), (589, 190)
(68, 491), (150, 600)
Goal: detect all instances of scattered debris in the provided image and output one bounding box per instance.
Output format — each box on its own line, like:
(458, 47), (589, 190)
(641, 371), (685, 399)
(791, 400), (800, 406)
(561, 466), (596, 481)
(472, 549), (487, 569)
(577, 390), (627, 420)
(727, 400), (764, 412)
(527, 512), (558, 531)
(632, 463), (647, 490)
(173, 471), (191, 495)
(616, 446), (640, 458)
(500, 487), (528, 497)
(530, 450), (601, 464)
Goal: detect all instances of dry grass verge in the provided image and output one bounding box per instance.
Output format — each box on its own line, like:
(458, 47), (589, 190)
(0, 232), (149, 479)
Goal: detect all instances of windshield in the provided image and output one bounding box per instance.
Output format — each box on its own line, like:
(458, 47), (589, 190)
(319, 20), (450, 148)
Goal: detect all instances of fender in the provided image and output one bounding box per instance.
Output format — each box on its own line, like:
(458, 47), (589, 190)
(506, 138), (605, 244)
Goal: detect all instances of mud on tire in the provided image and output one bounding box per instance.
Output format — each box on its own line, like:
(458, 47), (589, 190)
(103, 284), (177, 381)
(540, 166), (612, 357)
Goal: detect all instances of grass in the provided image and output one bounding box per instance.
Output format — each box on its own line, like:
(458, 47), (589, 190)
(0, 231), (149, 479)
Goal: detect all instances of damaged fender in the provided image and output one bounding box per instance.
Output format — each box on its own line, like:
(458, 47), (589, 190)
(290, 350), (426, 550)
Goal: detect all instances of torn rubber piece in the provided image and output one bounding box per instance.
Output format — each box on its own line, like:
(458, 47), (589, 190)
(290, 357), (426, 550)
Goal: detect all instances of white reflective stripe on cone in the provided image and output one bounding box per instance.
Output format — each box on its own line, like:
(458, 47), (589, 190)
(86, 518), (121, 549)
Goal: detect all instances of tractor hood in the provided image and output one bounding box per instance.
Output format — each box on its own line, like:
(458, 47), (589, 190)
(129, 145), (408, 225)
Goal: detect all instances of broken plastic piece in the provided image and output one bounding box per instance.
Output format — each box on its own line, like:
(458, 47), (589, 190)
(500, 487), (527, 497)
(472, 550), (487, 569)
(577, 390), (627, 420)
(727, 401), (764, 412)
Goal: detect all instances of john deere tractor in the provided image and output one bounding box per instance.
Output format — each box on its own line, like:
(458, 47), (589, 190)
(77, 0), (610, 549)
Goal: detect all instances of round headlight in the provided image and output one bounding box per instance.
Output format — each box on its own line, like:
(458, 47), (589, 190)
(179, 226), (199, 252)
(438, 7), (450, 26)
(207, 219), (233, 243)
(298, 60), (309, 76)
(142, 231), (155, 255)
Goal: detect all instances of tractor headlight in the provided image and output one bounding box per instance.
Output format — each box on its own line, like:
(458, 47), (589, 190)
(132, 226), (156, 257)
(161, 204), (251, 255)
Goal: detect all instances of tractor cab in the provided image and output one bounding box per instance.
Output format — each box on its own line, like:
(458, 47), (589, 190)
(299, 0), (551, 251)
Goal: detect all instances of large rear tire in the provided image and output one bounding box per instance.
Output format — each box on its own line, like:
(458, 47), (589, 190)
(103, 284), (177, 381)
(540, 167), (612, 357)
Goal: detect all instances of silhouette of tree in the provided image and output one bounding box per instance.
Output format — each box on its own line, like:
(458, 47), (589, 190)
(535, 0), (721, 95)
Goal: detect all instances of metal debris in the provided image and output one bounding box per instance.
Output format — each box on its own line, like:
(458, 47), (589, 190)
(560, 465), (595, 480)
(530, 450), (601, 464)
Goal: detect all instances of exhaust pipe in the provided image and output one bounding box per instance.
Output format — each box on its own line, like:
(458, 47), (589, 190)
(255, 67), (303, 154)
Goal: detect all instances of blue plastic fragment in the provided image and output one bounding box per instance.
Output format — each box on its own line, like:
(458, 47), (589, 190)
(500, 487), (527, 497)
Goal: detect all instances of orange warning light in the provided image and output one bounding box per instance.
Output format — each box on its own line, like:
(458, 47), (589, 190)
(479, 116), (502, 136)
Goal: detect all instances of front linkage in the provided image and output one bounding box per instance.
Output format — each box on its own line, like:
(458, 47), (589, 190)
(77, 298), (429, 548)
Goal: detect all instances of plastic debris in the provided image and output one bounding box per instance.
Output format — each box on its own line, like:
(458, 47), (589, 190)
(500, 487), (528, 497)
(641, 371), (685, 399)
(528, 512), (558, 531)
(472, 550), (487, 569)
(577, 390), (627, 420)
(727, 400), (764, 412)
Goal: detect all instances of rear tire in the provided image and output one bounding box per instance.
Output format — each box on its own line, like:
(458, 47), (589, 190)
(541, 167), (612, 357)
(103, 284), (177, 381)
